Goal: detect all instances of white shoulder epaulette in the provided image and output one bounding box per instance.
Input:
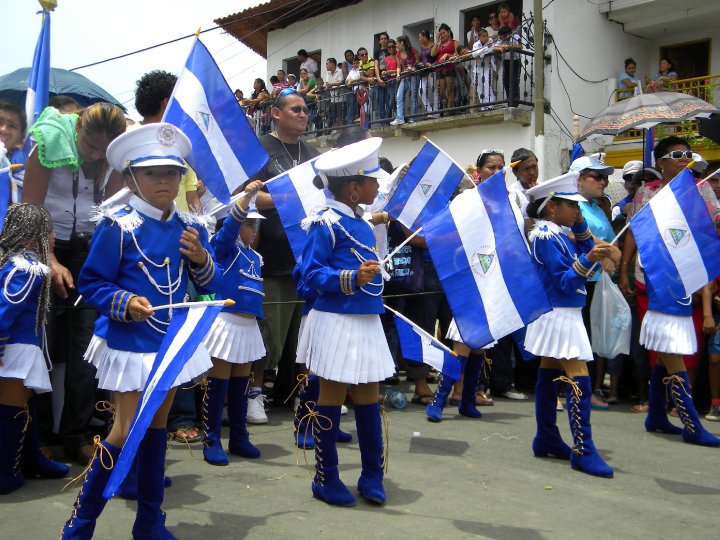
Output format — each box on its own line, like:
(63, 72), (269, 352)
(10, 253), (49, 276)
(90, 204), (144, 233)
(529, 220), (564, 242)
(176, 209), (210, 228)
(301, 207), (340, 232)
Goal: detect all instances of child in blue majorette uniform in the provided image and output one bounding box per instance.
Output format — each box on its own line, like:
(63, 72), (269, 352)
(0, 204), (70, 495)
(199, 183), (267, 465)
(297, 137), (395, 507)
(524, 172), (615, 478)
(61, 123), (221, 539)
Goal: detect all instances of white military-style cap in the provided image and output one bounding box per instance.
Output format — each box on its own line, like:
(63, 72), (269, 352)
(106, 122), (191, 172)
(569, 152), (614, 176)
(527, 171), (586, 215)
(315, 137), (390, 184)
(245, 200), (266, 220)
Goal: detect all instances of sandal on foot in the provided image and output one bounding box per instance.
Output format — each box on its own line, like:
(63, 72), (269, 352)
(170, 426), (201, 443)
(629, 402), (648, 413)
(411, 394), (434, 406)
(476, 391), (494, 406)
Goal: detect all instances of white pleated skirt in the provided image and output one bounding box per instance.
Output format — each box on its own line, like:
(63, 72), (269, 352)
(640, 310), (697, 355)
(0, 343), (51, 393)
(297, 309), (395, 384)
(525, 307), (593, 361)
(85, 338), (212, 392)
(202, 312), (266, 364)
(295, 314), (308, 364)
(446, 318), (497, 349)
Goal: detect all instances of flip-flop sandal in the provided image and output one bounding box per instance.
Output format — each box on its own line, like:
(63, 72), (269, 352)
(476, 391), (494, 406)
(629, 402), (648, 413)
(411, 394), (434, 406)
(171, 426), (202, 443)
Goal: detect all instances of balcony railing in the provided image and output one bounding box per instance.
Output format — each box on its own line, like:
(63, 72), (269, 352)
(615, 73), (720, 141)
(243, 50), (535, 139)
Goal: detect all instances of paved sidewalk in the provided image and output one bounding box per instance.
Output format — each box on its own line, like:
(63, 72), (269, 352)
(3, 387), (718, 539)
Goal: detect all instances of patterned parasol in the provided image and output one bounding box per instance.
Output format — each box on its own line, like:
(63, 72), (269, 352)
(577, 91), (717, 142)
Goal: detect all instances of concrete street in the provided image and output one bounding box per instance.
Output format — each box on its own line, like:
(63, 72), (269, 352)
(3, 384), (718, 540)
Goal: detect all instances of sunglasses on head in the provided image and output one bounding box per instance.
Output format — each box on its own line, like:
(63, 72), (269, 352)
(660, 150), (693, 160)
(279, 87), (298, 97)
(480, 148), (504, 156)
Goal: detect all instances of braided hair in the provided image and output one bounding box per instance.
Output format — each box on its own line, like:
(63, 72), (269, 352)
(0, 204), (53, 335)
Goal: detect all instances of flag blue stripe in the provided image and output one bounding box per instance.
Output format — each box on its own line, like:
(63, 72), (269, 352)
(103, 305), (222, 498)
(385, 143), (438, 221)
(265, 173), (308, 261)
(164, 99), (231, 202)
(425, 210), (495, 348)
(670, 171), (720, 275)
(481, 172), (550, 323)
(630, 196), (686, 301)
(28, 11), (50, 124)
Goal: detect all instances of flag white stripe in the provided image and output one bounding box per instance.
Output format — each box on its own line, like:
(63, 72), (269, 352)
(292, 161), (325, 216)
(396, 152), (453, 227)
(648, 186), (708, 295)
(134, 307), (206, 421)
(420, 339), (446, 372)
(451, 188), (524, 339)
(173, 69), (248, 192)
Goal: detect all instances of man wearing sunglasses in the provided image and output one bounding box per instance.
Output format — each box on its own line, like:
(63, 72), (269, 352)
(242, 89), (320, 423)
(569, 154), (622, 408)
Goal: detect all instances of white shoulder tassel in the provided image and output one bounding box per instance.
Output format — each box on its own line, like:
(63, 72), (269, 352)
(176, 209), (209, 228)
(10, 254), (49, 276)
(90, 204), (144, 233)
(300, 207), (339, 231)
(529, 220), (564, 242)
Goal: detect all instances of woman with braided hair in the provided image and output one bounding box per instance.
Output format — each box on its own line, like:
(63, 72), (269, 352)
(0, 203), (69, 494)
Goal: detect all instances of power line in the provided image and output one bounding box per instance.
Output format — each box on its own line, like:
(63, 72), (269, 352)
(68, 0), (313, 72)
(550, 35), (608, 84)
(553, 46), (593, 120)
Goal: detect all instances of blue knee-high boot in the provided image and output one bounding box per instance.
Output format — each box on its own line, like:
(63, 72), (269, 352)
(61, 438), (120, 539)
(311, 404), (355, 506)
(0, 404), (26, 494)
(666, 372), (720, 447)
(227, 376), (260, 458)
(295, 375), (351, 448)
(355, 402), (386, 504)
(21, 398), (70, 479)
(645, 364), (682, 435)
(565, 376), (613, 478)
(132, 428), (176, 540)
(426, 374), (455, 423)
(202, 377), (229, 465)
(532, 369), (571, 460)
(459, 354), (484, 418)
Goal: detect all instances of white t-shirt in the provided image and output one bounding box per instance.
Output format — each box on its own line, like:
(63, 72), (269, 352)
(508, 180), (530, 218)
(300, 57), (319, 77)
(326, 68), (345, 103)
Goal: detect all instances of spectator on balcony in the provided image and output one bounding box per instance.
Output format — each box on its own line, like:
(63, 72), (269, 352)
(467, 15), (482, 49)
(325, 58), (345, 127)
(307, 77), (327, 132)
(345, 55), (363, 125)
(390, 36), (418, 126)
(431, 23), (459, 115)
(241, 78), (271, 115)
(358, 47), (376, 81)
(272, 69), (292, 96)
(297, 49), (318, 78)
(496, 26), (523, 107)
(470, 28), (498, 108)
(341, 49), (355, 80)
(452, 44), (472, 107)
(374, 32), (392, 123)
(383, 40), (399, 117)
(498, 3), (520, 29)
(298, 68), (316, 100)
(486, 10), (501, 39)
(417, 30), (439, 116)
(287, 73), (299, 91)
(645, 58), (678, 93)
(617, 58), (640, 98)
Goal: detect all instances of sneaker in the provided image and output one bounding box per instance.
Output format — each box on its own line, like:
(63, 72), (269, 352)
(705, 405), (720, 421)
(247, 390), (268, 424)
(501, 388), (528, 400)
(389, 118), (405, 126)
(340, 405), (348, 415)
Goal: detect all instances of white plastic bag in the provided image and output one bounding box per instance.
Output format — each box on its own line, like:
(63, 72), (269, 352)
(590, 272), (631, 358)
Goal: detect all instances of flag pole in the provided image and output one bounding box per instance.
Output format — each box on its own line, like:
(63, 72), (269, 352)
(379, 227), (422, 266)
(150, 299), (234, 311)
(384, 304), (456, 356)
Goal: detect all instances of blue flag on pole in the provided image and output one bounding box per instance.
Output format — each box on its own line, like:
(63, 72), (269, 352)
(25, 10), (51, 132)
(384, 140), (464, 230)
(424, 170), (552, 349)
(103, 304), (223, 498)
(643, 127), (654, 168)
(390, 308), (463, 381)
(163, 38), (268, 204)
(265, 158), (323, 262)
(629, 168), (720, 303)
(570, 142), (584, 163)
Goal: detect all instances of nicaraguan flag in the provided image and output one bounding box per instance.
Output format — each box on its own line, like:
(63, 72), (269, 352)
(163, 38), (268, 204)
(392, 311), (462, 380)
(103, 304), (223, 498)
(25, 10), (51, 131)
(265, 157), (323, 261)
(384, 139), (464, 230)
(630, 168), (720, 302)
(424, 170), (551, 349)
(643, 128), (654, 168)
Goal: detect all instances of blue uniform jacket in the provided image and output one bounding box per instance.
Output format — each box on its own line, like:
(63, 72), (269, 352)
(300, 200), (384, 315)
(210, 202), (264, 319)
(79, 196), (221, 353)
(645, 271), (693, 316)
(529, 219), (596, 308)
(293, 262), (315, 316)
(0, 251), (48, 350)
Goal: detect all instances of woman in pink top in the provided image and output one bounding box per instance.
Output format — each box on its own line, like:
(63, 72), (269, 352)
(431, 23), (459, 116)
(390, 35), (419, 125)
(498, 3), (520, 29)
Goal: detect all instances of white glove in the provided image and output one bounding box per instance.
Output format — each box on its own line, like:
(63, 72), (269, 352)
(0, 140), (7, 164)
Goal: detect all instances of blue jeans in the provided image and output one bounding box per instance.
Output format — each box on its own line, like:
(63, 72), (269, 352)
(395, 76), (419, 122)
